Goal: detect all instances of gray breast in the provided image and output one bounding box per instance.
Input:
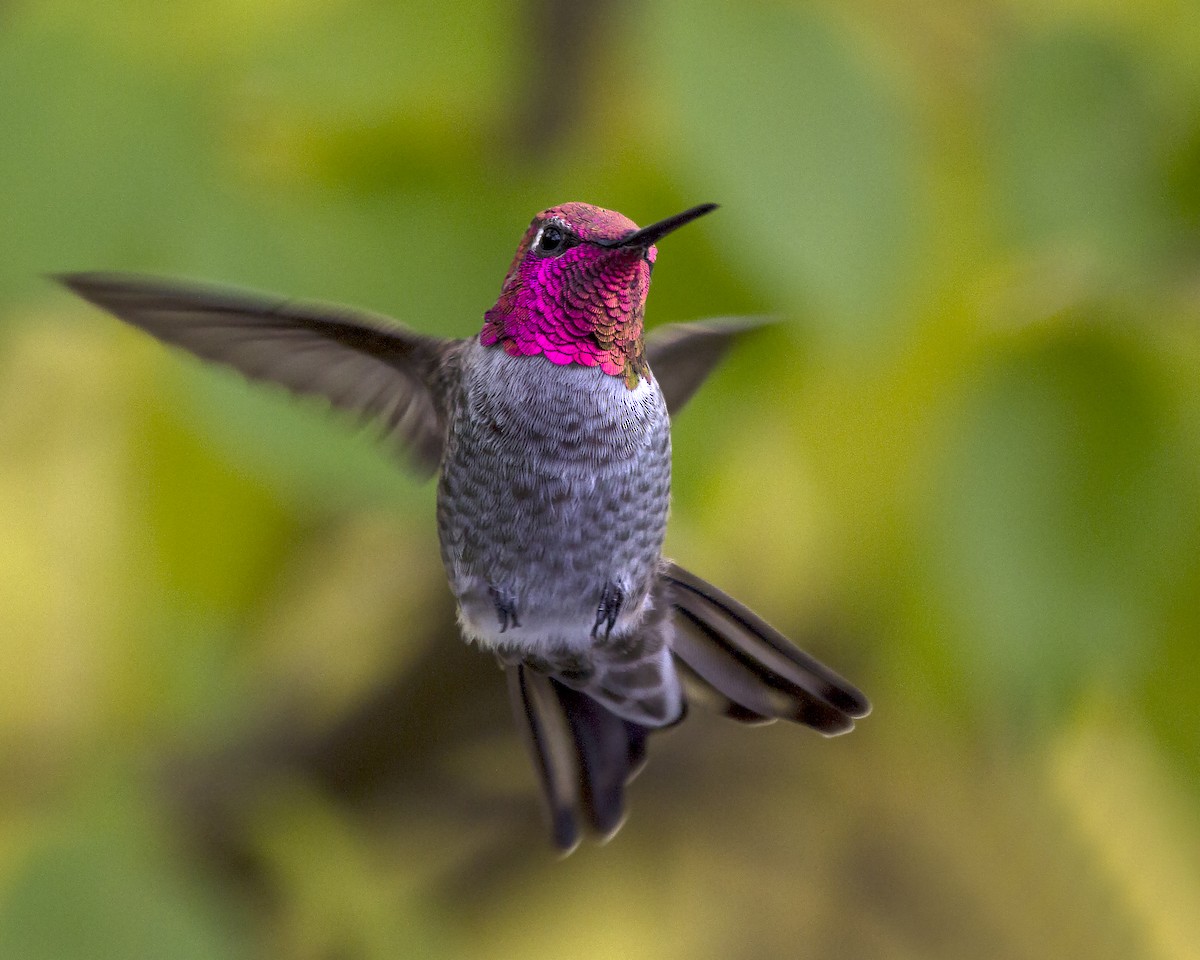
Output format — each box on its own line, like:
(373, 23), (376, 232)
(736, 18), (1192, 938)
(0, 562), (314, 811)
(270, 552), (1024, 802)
(436, 341), (671, 653)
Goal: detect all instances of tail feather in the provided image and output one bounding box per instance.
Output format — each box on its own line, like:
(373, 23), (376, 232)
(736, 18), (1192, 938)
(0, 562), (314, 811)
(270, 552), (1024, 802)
(555, 683), (648, 839)
(664, 562), (871, 735)
(507, 665), (651, 852)
(672, 658), (772, 725)
(506, 666), (582, 852)
(508, 564), (870, 851)
(672, 606), (837, 727)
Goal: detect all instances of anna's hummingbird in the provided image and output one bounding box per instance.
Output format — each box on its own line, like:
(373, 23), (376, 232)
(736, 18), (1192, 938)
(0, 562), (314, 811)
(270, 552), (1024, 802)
(58, 202), (869, 852)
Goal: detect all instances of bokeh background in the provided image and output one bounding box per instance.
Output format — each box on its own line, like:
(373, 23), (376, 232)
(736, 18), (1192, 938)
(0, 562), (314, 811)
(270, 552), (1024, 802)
(2, 1), (1199, 958)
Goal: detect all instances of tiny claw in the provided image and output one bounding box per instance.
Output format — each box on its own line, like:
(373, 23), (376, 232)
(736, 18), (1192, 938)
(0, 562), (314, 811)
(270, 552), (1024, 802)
(489, 586), (521, 633)
(592, 582), (624, 640)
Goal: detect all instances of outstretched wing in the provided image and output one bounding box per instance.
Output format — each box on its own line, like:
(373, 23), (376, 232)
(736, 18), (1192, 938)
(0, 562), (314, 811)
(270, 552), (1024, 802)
(645, 316), (774, 416)
(56, 272), (465, 477)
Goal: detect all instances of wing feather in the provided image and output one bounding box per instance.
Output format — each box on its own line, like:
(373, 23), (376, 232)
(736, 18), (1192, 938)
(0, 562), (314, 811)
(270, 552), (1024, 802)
(646, 316), (774, 415)
(56, 272), (464, 477)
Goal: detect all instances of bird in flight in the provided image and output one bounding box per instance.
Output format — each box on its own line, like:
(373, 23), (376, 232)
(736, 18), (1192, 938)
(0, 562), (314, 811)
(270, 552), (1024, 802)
(58, 201), (869, 853)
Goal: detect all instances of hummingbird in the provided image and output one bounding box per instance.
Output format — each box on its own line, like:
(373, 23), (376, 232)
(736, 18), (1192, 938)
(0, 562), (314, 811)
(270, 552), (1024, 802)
(57, 202), (869, 852)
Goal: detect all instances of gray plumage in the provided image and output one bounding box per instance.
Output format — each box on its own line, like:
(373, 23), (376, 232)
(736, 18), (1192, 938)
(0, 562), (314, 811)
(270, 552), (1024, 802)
(439, 341), (680, 727)
(56, 270), (870, 853)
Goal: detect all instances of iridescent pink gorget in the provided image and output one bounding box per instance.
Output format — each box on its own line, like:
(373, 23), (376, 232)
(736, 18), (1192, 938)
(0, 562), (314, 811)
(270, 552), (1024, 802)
(480, 203), (658, 389)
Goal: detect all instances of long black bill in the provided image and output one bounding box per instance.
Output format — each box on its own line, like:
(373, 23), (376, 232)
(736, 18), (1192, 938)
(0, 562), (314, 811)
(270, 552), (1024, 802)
(605, 203), (718, 249)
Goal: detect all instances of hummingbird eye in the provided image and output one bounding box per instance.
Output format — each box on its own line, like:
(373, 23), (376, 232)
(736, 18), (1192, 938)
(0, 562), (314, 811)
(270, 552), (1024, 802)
(533, 223), (573, 257)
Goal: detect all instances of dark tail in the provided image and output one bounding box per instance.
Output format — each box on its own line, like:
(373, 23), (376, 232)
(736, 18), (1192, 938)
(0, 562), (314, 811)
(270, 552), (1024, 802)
(663, 562), (870, 735)
(508, 563), (870, 851)
(506, 664), (650, 854)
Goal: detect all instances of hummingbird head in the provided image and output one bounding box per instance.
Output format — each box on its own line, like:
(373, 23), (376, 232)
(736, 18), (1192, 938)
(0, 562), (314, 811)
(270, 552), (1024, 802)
(481, 202), (717, 387)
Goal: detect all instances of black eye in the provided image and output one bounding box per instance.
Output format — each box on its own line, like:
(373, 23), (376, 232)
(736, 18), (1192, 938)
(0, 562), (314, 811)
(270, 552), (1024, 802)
(535, 224), (571, 257)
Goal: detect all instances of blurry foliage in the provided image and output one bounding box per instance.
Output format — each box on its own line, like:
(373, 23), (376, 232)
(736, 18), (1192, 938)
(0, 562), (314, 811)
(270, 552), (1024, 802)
(1, 1), (1199, 958)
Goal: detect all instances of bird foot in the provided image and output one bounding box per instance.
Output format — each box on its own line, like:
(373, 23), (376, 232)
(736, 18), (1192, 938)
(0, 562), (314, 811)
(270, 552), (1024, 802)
(592, 582), (624, 640)
(489, 586), (521, 633)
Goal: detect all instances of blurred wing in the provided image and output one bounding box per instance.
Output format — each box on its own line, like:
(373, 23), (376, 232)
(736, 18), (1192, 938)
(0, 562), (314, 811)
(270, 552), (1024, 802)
(56, 272), (464, 477)
(663, 562), (870, 735)
(645, 316), (774, 416)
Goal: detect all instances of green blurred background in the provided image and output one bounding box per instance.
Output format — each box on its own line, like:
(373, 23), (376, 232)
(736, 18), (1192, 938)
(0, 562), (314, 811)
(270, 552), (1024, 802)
(2, 1), (1199, 957)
